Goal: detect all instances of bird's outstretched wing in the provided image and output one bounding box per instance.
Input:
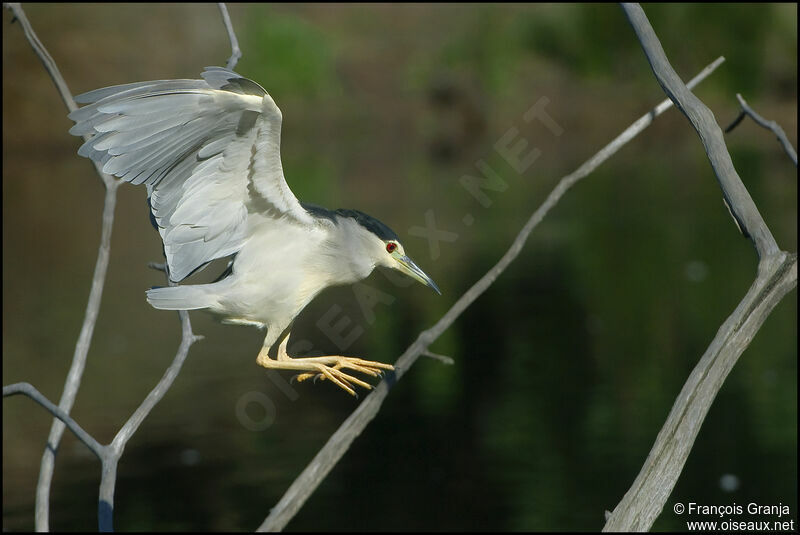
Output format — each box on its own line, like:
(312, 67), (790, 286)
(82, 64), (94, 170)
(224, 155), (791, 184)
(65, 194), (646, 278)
(69, 67), (315, 281)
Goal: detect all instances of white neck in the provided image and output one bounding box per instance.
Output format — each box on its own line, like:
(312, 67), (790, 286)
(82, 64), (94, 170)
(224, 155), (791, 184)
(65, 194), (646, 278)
(318, 216), (383, 286)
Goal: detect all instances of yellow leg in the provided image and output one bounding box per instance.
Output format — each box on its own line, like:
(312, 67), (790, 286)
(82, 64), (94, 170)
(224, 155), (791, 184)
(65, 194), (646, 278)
(256, 333), (393, 397)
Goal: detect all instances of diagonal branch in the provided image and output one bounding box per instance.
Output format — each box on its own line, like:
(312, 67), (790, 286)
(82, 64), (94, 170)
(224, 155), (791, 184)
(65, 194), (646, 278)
(3, 3), (115, 187)
(257, 55), (727, 533)
(3, 2), (76, 112)
(619, 3), (779, 260)
(111, 311), (202, 453)
(3, 383), (106, 461)
(602, 4), (797, 531)
(36, 179), (118, 532)
(97, 305), (201, 531)
(603, 252), (797, 531)
(725, 93), (798, 167)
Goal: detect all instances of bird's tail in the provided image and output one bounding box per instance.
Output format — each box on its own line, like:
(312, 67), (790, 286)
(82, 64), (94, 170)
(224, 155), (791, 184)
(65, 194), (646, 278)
(146, 285), (216, 311)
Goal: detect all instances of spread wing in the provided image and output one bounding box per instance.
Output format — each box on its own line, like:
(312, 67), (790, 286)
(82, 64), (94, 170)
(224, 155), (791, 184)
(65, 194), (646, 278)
(69, 66), (315, 281)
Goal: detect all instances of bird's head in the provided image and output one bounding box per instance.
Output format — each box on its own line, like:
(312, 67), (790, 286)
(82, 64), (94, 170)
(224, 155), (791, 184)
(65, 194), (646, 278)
(377, 238), (441, 295)
(335, 209), (441, 295)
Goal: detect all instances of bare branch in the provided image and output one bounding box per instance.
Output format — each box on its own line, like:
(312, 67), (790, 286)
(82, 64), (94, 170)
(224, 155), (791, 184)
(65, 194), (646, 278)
(257, 56), (727, 532)
(35, 169), (118, 531)
(218, 3), (241, 69)
(5, 304), (201, 533)
(3, 4), (210, 531)
(2, 5), (122, 528)
(601, 4), (798, 531)
(112, 311), (201, 452)
(3, 383), (106, 461)
(4, 4), (116, 187)
(3, 3), (76, 112)
(725, 93), (798, 166)
(98, 303), (201, 531)
(619, 3), (779, 260)
(604, 253), (797, 531)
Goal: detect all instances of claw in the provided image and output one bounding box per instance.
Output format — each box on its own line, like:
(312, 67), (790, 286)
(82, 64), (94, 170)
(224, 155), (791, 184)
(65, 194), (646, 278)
(293, 372), (316, 383)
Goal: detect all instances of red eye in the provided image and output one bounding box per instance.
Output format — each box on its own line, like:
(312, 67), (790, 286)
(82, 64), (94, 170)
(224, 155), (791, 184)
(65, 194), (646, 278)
(386, 242), (397, 253)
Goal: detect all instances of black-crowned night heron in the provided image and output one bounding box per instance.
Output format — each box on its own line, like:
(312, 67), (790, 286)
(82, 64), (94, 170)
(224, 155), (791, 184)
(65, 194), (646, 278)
(68, 66), (440, 396)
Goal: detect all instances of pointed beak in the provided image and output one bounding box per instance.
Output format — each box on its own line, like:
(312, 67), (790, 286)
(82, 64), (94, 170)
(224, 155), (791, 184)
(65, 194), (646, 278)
(396, 255), (441, 295)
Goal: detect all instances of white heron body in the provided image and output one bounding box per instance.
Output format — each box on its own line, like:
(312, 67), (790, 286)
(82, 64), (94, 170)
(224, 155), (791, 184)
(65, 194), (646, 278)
(69, 67), (438, 394)
(152, 212), (388, 351)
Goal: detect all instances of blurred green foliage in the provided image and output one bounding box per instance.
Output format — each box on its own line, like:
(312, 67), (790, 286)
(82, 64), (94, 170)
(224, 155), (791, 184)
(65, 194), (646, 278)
(238, 6), (340, 99)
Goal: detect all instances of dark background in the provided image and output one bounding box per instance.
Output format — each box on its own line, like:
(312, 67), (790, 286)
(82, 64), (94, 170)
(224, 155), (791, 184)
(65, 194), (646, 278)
(3, 3), (796, 531)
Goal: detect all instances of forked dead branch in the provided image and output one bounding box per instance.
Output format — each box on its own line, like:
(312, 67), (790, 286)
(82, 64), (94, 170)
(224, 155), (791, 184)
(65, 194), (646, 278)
(602, 4), (797, 531)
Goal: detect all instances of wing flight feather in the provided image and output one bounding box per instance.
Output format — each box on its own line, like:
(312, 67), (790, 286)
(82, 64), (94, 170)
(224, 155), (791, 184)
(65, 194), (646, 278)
(69, 67), (315, 281)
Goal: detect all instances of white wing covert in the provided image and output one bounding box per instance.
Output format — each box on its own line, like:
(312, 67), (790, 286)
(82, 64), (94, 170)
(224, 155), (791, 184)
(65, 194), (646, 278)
(69, 67), (315, 281)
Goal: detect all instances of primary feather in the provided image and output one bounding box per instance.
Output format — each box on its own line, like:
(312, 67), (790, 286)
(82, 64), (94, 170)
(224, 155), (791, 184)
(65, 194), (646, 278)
(69, 67), (315, 282)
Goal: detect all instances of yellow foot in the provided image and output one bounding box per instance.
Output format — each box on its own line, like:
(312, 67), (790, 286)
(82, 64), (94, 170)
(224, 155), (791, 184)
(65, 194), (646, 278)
(257, 354), (393, 397)
(292, 356), (394, 396)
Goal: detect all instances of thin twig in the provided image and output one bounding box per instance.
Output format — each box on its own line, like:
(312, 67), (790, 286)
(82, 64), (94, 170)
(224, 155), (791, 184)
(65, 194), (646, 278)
(3, 383), (106, 461)
(218, 3), (241, 70)
(725, 93), (798, 166)
(1, 5), (121, 529)
(257, 55), (727, 533)
(422, 350), (455, 365)
(602, 4), (797, 531)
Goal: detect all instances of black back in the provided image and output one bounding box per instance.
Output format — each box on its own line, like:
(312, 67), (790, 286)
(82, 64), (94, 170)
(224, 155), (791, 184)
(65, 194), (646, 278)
(301, 202), (399, 241)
